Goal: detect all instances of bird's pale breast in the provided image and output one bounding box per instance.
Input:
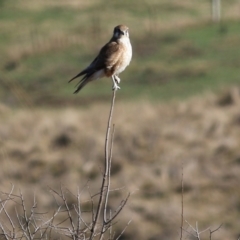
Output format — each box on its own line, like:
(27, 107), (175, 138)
(114, 37), (132, 75)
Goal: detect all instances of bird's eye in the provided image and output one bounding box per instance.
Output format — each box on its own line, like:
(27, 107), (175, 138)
(117, 29), (122, 34)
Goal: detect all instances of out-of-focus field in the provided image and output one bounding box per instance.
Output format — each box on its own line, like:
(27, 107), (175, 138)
(1, 90), (240, 239)
(1, 0), (240, 105)
(1, 0), (240, 239)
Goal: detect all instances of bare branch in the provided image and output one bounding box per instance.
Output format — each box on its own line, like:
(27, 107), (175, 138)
(60, 185), (76, 236)
(33, 206), (62, 236)
(87, 184), (95, 226)
(0, 221), (11, 240)
(19, 191), (32, 240)
(103, 124), (115, 223)
(209, 224), (222, 240)
(76, 187), (81, 235)
(0, 184), (15, 214)
(184, 220), (213, 240)
(105, 192), (130, 225)
(89, 89), (117, 240)
(0, 185), (15, 239)
(116, 219), (132, 240)
(180, 161), (184, 240)
(73, 201), (91, 233)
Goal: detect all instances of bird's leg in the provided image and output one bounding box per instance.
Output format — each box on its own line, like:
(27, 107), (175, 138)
(111, 75), (120, 90)
(114, 75), (121, 84)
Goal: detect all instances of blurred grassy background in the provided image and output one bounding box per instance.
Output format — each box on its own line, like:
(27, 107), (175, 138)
(1, 0), (240, 106)
(1, 0), (240, 239)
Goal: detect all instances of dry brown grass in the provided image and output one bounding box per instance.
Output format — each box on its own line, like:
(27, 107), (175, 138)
(1, 88), (240, 239)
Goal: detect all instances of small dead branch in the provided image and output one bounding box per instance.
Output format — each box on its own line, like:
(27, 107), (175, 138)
(183, 220), (222, 240)
(115, 219), (132, 240)
(89, 89), (130, 240)
(0, 186), (61, 240)
(209, 224), (222, 240)
(180, 160), (184, 240)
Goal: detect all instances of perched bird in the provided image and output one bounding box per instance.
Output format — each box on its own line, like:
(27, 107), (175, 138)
(69, 25), (132, 93)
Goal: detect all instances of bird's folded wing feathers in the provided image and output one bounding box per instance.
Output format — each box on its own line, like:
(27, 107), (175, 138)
(69, 41), (122, 83)
(93, 41), (122, 71)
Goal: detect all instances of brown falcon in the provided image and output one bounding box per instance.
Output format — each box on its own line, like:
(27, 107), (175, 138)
(69, 25), (132, 93)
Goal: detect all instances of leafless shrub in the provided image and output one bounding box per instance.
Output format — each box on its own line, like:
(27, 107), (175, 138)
(0, 90), (131, 240)
(181, 221), (222, 240)
(0, 185), (60, 239)
(180, 165), (222, 240)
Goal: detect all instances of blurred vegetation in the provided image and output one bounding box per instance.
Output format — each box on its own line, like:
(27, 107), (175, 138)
(1, 0), (240, 106)
(1, 91), (240, 239)
(1, 1), (240, 239)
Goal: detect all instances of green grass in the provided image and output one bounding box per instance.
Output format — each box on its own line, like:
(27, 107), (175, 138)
(1, 1), (240, 106)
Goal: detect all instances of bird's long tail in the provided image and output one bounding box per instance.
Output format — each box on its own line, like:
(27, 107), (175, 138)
(69, 68), (103, 93)
(73, 77), (91, 94)
(68, 69), (88, 83)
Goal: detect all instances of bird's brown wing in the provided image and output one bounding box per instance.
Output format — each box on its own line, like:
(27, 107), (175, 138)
(92, 41), (123, 75)
(69, 41), (121, 83)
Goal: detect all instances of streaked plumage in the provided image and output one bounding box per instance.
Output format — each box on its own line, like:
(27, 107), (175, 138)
(69, 25), (132, 93)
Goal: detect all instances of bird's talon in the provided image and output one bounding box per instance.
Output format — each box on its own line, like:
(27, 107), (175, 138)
(112, 84), (120, 91)
(115, 76), (121, 84)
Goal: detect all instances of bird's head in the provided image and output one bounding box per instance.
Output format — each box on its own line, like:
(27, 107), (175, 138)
(113, 25), (129, 40)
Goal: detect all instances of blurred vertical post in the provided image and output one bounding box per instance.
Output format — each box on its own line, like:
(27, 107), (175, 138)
(212, 0), (221, 22)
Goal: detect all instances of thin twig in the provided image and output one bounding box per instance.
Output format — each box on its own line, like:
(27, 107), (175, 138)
(89, 89), (117, 239)
(86, 184), (95, 226)
(103, 124), (115, 223)
(60, 186), (76, 236)
(209, 224), (222, 240)
(184, 220), (211, 240)
(115, 219), (132, 240)
(109, 210), (112, 240)
(73, 203), (91, 232)
(180, 160), (184, 240)
(20, 191), (32, 240)
(99, 124), (115, 240)
(99, 125), (116, 240)
(33, 206), (61, 236)
(76, 187), (81, 236)
(105, 192), (130, 225)
(0, 185), (15, 235)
